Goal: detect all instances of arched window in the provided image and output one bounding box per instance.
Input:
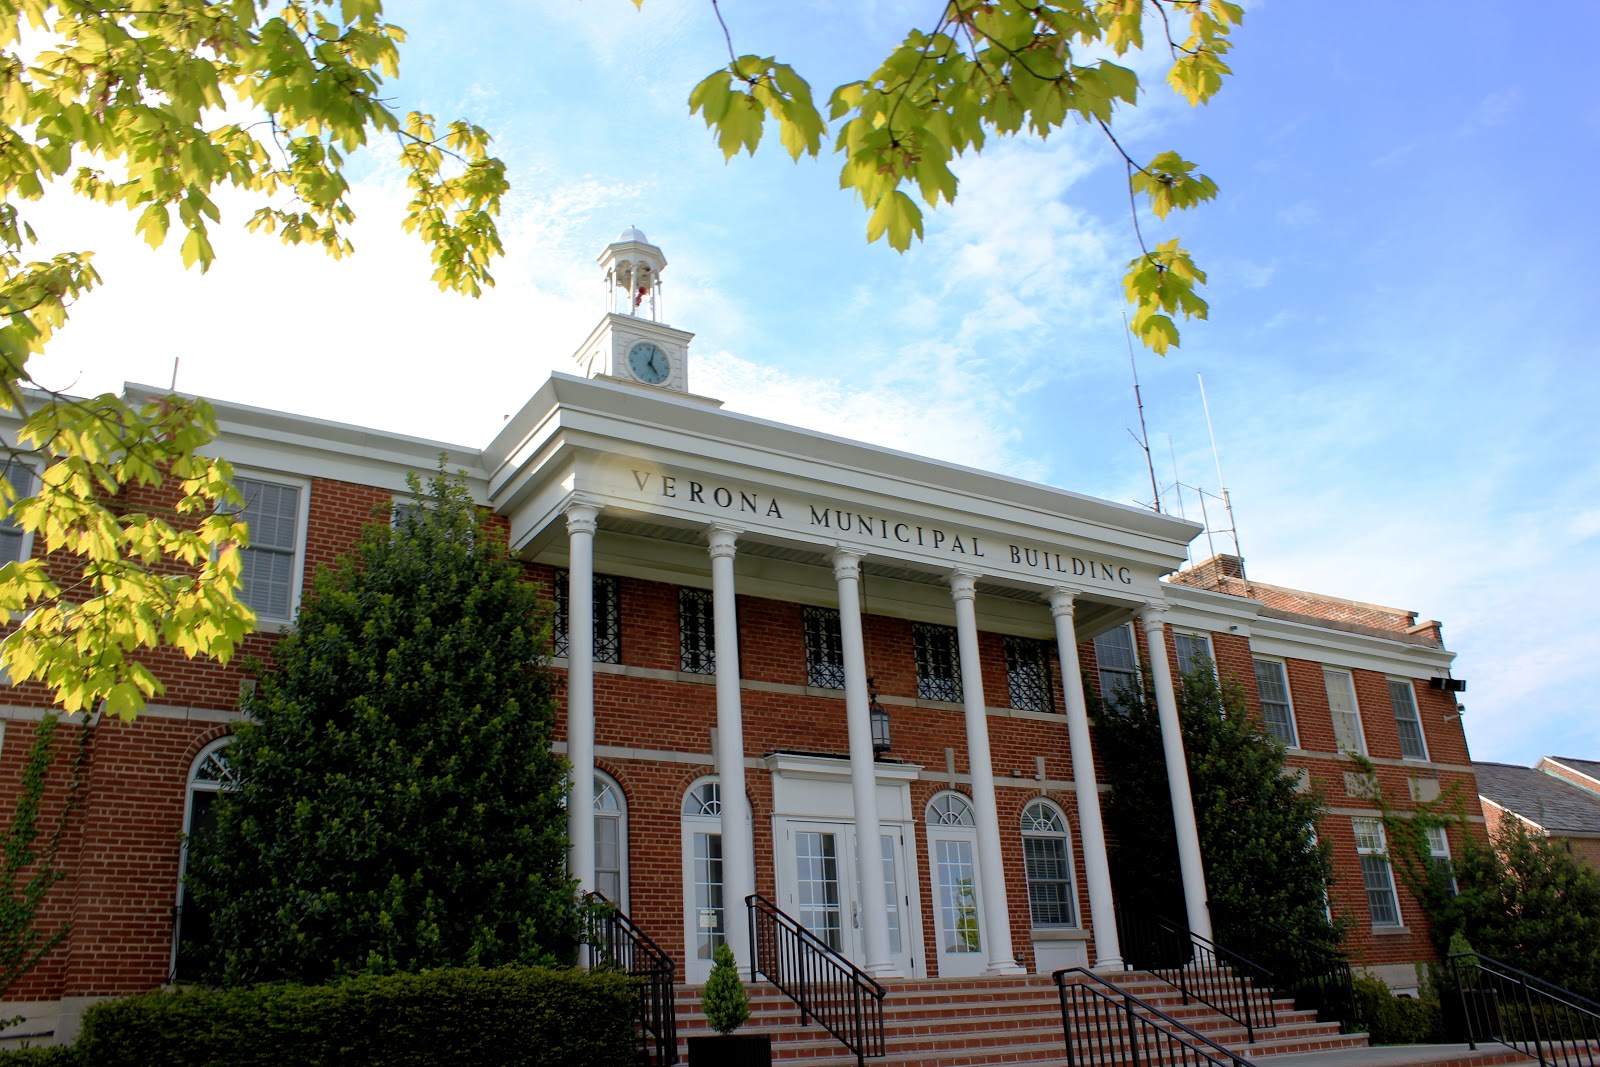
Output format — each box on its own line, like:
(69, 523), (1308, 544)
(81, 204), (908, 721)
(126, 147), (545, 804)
(682, 777), (725, 982)
(925, 791), (982, 968)
(594, 771), (628, 909)
(1020, 799), (1077, 928)
(927, 791), (975, 826)
(172, 738), (236, 982)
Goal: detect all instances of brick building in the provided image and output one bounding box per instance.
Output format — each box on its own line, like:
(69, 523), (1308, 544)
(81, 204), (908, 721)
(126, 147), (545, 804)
(1476, 758), (1600, 868)
(0, 229), (1483, 1041)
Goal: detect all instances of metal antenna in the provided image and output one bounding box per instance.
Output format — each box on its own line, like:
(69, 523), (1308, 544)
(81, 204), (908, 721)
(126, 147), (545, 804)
(1197, 373), (1242, 559)
(170, 356), (180, 392)
(1165, 434), (1186, 521)
(1124, 315), (1161, 513)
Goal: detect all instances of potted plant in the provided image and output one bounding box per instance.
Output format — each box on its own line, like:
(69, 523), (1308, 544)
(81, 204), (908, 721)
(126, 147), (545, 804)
(687, 942), (771, 1066)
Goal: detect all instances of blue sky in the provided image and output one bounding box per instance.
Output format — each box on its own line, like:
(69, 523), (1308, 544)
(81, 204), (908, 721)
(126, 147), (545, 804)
(25, 2), (1600, 765)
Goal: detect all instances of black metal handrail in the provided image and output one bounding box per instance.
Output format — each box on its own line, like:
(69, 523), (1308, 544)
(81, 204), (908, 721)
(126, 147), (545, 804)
(1208, 904), (1357, 1034)
(582, 892), (679, 1066)
(1056, 967), (1259, 1067)
(746, 893), (886, 1066)
(1116, 906), (1278, 1042)
(1452, 951), (1600, 1066)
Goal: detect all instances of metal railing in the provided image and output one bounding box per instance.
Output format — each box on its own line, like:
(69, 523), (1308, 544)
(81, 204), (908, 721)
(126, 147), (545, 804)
(582, 892), (679, 1066)
(746, 893), (886, 1066)
(1116, 907), (1278, 1042)
(1207, 904), (1357, 1034)
(1452, 951), (1600, 1066)
(1056, 967), (1259, 1067)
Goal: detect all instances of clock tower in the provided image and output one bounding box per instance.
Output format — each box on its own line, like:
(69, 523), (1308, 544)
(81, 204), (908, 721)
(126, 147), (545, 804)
(573, 227), (694, 392)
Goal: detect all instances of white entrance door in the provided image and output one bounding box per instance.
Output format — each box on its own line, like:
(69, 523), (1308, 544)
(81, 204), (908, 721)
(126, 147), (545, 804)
(777, 819), (920, 978)
(926, 792), (987, 977)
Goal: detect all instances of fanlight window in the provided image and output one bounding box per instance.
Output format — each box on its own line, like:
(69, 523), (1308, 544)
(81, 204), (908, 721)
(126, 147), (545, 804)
(927, 792), (976, 827)
(683, 782), (722, 817)
(1021, 800), (1076, 928)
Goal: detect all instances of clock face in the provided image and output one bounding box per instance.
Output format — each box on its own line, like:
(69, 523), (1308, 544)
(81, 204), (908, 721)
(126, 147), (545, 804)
(627, 341), (670, 385)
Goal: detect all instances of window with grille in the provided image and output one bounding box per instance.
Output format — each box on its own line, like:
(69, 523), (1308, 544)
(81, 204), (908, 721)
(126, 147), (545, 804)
(1005, 636), (1054, 712)
(1425, 824), (1458, 896)
(803, 606), (845, 689)
(1174, 632), (1214, 679)
(0, 462), (34, 566)
(913, 623), (962, 702)
(1021, 801), (1076, 927)
(1323, 668), (1367, 755)
(679, 587), (716, 674)
(1093, 624), (1139, 710)
(1353, 817), (1401, 926)
(173, 739), (237, 982)
(594, 772), (627, 907)
(1388, 679), (1429, 761)
(230, 476), (303, 623)
(553, 571), (622, 664)
(1252, 658), (1299, 747)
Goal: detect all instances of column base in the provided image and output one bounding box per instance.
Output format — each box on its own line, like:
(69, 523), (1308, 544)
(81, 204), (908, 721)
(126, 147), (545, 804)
(866, 962), (905, 980)
(1091, 957), (1125, 974)
(983, 959), (1026, 977)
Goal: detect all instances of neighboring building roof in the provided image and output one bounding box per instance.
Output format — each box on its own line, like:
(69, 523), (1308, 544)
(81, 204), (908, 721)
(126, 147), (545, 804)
(1543, 757), (1600, 793)
(1476, 761), (1600, 836)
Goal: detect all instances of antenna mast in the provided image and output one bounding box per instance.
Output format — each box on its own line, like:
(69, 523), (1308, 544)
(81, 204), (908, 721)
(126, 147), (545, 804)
(1124, 315), (1161, 513)
(1197, 373), (1241, 558)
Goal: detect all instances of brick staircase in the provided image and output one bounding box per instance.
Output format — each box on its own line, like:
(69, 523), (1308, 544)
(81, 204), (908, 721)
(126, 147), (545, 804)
(673, 969), (1368, 1066)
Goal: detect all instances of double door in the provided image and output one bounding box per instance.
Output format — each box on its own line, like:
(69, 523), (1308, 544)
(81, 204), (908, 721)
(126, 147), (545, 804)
(774, 819), (917, 978)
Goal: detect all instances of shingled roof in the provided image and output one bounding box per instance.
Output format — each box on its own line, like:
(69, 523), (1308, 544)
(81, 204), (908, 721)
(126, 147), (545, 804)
(1476, 761), (1600, 836)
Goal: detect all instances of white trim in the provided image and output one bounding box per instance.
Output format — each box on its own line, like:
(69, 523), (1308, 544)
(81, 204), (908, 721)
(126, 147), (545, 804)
(1019, 797), (1079, 931)
(593, 769), (628, 911)
(1323, 667), (1368, 757)
(228, 468), (312, 629)
(1251, 655), (1301, 749)
(1385, 676), (1430, 762)
(0, 460), (37, 567)
(1351, 816), (1403, 928)
(172, 737), (234, 980)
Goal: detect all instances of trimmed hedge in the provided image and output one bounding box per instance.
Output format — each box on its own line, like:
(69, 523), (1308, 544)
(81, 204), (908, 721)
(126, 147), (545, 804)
(0, 1049), (78, 1065)
(75, 965), (638, 1067)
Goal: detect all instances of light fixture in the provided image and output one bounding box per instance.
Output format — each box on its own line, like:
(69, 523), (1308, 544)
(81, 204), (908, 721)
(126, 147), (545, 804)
(868, 675), (891, 755)
(1429, 677), (1467, 693)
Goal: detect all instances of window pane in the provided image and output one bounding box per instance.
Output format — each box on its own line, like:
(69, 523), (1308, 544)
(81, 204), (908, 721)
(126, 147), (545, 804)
(1094, 624), (1139, 711)
(1005, 636), (1054, 712)
(803, 607), (846, 689)
(553, 571), (621, 664)
(679, 588), (715, 674)
(233, 477), (301, 621)
(913, 623), (962, 702)
(1361, 855), (1401, 926)
(1388, 680), (1428, 760)
(935, 839), (981, 953)
(1175, 633), (1212, 678)
(0, 464), (33, 566)
(1253, 659), (1298, 746)
(1024, 835), (1075, 927)
(880, 835), (902, 955)
(1324, 669), (1365, 755)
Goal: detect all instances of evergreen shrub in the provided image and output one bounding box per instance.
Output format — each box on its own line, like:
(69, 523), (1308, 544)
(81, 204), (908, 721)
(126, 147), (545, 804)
(701, 943), (750, 1035)
(73, 966), (636, 1067)
(0, 1047), (80, 1065)
(1352, 972), (1443, 1045)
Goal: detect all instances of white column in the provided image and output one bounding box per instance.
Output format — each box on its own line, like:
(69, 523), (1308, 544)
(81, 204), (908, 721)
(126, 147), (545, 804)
(564, 502), (600, 896)
(1048, 589), (1123, 971)
(709, 525), (755, 966)
(832, 550), (899, 978)
(1141, 603), (1213, 940)
(950, 571), (1023, 975)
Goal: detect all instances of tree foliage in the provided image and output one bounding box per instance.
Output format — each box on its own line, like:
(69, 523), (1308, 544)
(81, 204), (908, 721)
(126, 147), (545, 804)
(1096, 659), (1341, 954)
(669, 0), (1240, 354)
(701, 942), (750, 1035)
(186, 469), (571, 985)
(0, 1), (505, 718)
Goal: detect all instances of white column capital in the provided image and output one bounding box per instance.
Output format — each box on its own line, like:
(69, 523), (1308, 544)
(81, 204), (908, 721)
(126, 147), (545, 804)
(1047, 587), (1077, 618)
(949, 569), (979, 601)
(564, 501), (600, 535)
(830, 548), (863, 581)
(707, 524), (740, 559)
(1139, 602), (1169, 633)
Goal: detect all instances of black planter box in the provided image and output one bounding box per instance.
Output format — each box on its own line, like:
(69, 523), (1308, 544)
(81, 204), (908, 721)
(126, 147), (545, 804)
(686, 1033), (772, 1066)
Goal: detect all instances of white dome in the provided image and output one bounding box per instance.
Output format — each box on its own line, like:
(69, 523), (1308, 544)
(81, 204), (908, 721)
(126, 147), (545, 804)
(618, 226), (649, 244)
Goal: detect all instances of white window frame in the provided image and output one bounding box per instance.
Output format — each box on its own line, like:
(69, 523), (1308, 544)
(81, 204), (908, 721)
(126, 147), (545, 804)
(0, 460), (37, 567)
(1252, 656), (1300, 748)
(1323, 667), (1367, 756)
(1425, 824), (1458, 896)
(1093, 623), (1140, 710)
(1173, 631), (1216, 681)
(1352, 817), (1402, 927)
(227, 471), (311, 629)
(594, 769), (628, 911)
(1020, 799), (1078, 929)
(1387, 677), (1430, 762)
